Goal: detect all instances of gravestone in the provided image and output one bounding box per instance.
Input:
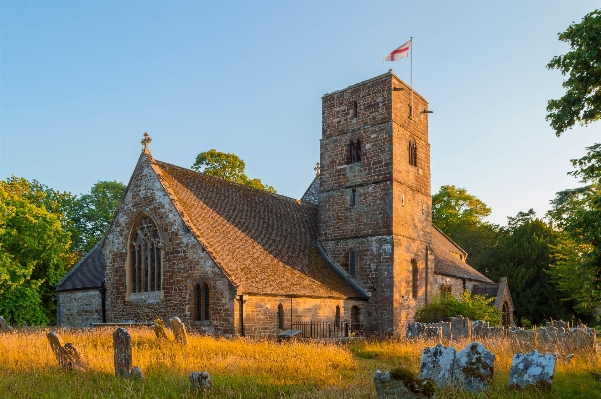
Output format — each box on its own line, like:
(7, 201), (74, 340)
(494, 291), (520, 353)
(483, 326), (504, 340)
(46, 332), (88, 371)
(425, 326), (442, 341)
(546, 319), (569, 330)
(508, 350), (556, 389)
(277, 329), (302, 342)
(373, 370), (430, 399)
(537, 327), (567, 351)
(170, 317), (188, 345)
(471, 320), (489, 339)
(113, 327), (133, 378)
(406, 322), (425, 339)
(190, 371), (213, 390)
(430, 321), (452, 341)
(419, 343), (456, 387)
(447, 316), (471, 341)
(0, 316), (13, 332)
(507, 328), (535, 350)
(153, 317), (169, 340)
(453, 342), (494, 392)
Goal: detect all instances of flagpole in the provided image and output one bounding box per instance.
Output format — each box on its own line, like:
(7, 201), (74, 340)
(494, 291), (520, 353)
(410, 36), (413, 120)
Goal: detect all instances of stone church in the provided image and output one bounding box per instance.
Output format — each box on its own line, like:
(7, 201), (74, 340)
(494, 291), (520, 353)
(56, 71), (513, 336)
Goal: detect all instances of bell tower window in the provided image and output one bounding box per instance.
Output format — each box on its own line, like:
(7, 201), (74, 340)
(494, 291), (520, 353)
(349, 140), (362, 164)
(130, 216), (163, 293)
(408, 140), (417, 167)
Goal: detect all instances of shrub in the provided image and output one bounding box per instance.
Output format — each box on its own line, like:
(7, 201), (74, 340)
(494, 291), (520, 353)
(415, 291), (503, 326)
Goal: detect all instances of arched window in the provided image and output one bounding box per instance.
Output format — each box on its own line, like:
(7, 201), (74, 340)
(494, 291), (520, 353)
(411, 259), (418, 299)
(348, 140), (362, 164)
(349, 141), (356, 163)
(352, 101), (358, 118)
(408, 140), (417, 167)
(130, 216), (162, 293)
(349, 251), (357, 277)
(502, 302), (510, 327)
(195, 284), (202, 322)
(278, 303), (285, 330)
(203, 282), (210, 321)
(355, 139), (362, 162)
(335, 305), (341, 328)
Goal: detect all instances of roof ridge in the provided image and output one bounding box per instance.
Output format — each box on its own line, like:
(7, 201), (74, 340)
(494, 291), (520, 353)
(154, 159), (315, 206)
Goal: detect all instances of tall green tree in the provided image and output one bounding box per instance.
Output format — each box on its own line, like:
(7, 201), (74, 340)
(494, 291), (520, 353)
(71, 181), (126, 253)
(547, 9), (601, 136)
(432, 185), (497, 271)
(0, 179), (75, 325)
(192, 149), (276, 193)
(487, 210), (574, 326)
(548, 143), (601, 313)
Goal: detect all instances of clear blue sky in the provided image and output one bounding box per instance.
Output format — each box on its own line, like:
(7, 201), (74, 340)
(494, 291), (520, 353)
(1, 1), (600, 225)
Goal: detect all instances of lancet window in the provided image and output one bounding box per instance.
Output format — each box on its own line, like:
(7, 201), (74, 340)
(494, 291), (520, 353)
(408, 140), (417, 167)
(349, 140), (362, 164)
(130, 216), (163, 293)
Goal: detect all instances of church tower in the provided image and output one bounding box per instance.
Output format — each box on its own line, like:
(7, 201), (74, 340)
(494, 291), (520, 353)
(318, 71), (433, 336)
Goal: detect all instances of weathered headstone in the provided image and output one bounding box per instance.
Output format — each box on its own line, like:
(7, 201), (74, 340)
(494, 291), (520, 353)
(406, 322), (425, 339)
(507, 327), (535, 350)
(46, 332), (88, 371)
(419, 343), (456, 387)
(508, 350), (556, 389)
(153, 317), (169, 340)
(471, 320), (489, 339)
(537, 326), (567, 351)
(447, 316), (471, 341)
(373, 370), (433, 399)
(431, 321), (452, 341)
(0, 316), (14, 332)
(424, 326), (442, 341)
(546, 319), (569, 330)
(113, 327), (133, 378)
(190, 371), (213, 390)
(483, 326), (504, 340)
(568, 326), (596, 352)
(170, 317), (188, 345)
(453, 342), (494, 392)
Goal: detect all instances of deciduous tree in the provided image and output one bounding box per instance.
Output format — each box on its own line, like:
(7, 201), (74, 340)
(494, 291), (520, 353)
(192, 149), (276, 193)
(547, 9), (601, 136)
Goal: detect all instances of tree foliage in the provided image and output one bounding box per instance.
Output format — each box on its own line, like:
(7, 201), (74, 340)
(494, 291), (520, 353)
(486, 210), (574, 326)
(432, 185), (497, 271)
(415, 291), (503, 326)
(192, 149), (276, 193)
(548, 143), (601, 313)
(547, 9), (601, 136)
(0, 178), (76, 325)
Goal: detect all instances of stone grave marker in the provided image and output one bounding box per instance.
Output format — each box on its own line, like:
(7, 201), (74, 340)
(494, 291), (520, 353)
(471, 320), (489, 339)
(406, 322), (425, 339)
(508, 350), (556, 389)
(568, 326), (596, 352)
(153, 317), (169, 340)
(447, 316), (471, 341)
(0, 316), (13, 332)
(424, 326), (442, 341)
(373, 369), (434, 399)
(190, 371), (213, 390)
(170, 317), (188, 345)
(453, 342), (495, 392)
(113, 327), (144, 379)
(46, 332), (88, 371)
(419, 343), (455, 387)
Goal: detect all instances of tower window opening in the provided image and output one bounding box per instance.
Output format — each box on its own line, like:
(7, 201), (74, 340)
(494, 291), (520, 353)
(352, 101), (358, 118)
(411, 259), (418, 299)
(349, 251), (357, 277)
(408, 141), (417, 167)
(349, 140), (362, 164)
(351, 188), (357, 207)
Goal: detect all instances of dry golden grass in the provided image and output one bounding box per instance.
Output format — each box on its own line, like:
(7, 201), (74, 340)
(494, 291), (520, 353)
(0, 327), (599, 398)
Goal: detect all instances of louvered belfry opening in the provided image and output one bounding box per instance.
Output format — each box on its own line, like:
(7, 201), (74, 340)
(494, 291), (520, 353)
(130, 216), (163, 293)
(349, 140), (362, 164)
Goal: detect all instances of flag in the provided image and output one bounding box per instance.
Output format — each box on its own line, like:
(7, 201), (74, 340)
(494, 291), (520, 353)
(381, 40), (411, 64)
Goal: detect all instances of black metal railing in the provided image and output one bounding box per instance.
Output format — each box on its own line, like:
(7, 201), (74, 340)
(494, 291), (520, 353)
(292, 321), (364, 339)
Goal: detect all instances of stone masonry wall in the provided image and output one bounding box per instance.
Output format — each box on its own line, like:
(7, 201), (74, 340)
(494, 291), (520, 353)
(104, 154), (235, 335)
(57, 289), (103, 327)
(431, 275), (477, 300)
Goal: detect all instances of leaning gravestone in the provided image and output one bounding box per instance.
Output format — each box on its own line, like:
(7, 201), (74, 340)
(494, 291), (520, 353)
(508, 350), (556, 389)
(373, 370), (433, 399)
(0, 316), (14, 332)
(190, 371), (213, 390)
(170, 317), (188, 345)
(419, 343), (456, 387)
(113, 327), (144, 379)
(46, 332), (88, 371)
(153, 317), (169, 340)
(453, 342), (495, 392)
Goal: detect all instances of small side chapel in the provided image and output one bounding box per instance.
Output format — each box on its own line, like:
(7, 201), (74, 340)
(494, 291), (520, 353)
(56, 72), (513, 336)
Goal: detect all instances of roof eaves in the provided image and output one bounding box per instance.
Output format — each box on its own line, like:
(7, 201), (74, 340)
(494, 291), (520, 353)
(432, 224), (468, 257)
(316, 241), (369, 300)
(56, 239), (104, 291)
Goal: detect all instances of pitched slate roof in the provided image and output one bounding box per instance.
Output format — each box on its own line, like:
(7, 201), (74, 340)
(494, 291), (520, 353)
(471, 284), (499, 298)
(149, 156), (365, 299)
(56, 240), (105, 292)
(301, 177), (319, 205)
(431, 225), (492, 283)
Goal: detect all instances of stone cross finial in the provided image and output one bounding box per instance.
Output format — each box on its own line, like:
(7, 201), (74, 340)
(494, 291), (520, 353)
(141, 132), (152, 153)
(314, 162), (320, 177)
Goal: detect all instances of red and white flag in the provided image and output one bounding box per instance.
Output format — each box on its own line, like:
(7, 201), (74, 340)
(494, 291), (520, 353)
(381, 40), (411, 64)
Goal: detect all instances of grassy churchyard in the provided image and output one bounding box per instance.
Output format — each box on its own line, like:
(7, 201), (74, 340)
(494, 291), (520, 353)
(0, 327), (600, 398)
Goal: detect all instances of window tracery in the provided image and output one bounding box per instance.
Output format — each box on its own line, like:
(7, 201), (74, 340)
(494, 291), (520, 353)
(130, 216), (163, 293)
